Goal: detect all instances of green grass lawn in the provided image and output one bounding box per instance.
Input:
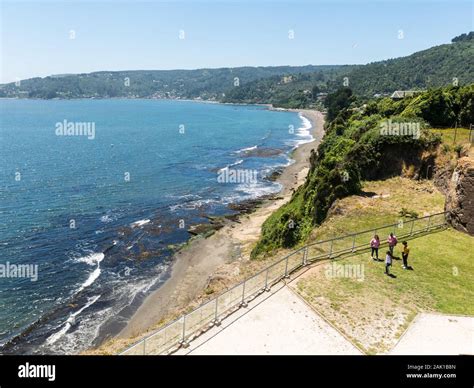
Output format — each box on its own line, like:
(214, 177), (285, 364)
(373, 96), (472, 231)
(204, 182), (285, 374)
(306, 178), (472, 315)
(308, 177), (445, 242)
(296, 177), (473, 353)
(431, 127), (472, 146)
(310, 229), (473, 314)
(296, 228), (474, 353)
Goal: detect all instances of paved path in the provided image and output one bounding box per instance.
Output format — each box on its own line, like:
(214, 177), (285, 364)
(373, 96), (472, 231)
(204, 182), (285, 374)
(175, 283), (361, 355)
(390, 313), (474, 355)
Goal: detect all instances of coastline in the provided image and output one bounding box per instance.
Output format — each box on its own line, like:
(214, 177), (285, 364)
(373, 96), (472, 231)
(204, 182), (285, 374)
(95, 108), (325, 352)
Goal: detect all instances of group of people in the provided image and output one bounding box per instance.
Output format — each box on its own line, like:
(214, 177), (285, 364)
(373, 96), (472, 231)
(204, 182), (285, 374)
(369, 233), (410, 276)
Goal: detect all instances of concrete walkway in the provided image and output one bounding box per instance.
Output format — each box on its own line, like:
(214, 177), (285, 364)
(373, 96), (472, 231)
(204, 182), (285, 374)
(390, 313), (474, 355)
(175, 283), (361, 355)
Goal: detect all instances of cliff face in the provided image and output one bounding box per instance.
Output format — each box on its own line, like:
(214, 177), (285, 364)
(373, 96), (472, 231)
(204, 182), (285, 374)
(358, 144), (437, 181)
(251, 129), (440, 257)
(444, 156), (474, 235)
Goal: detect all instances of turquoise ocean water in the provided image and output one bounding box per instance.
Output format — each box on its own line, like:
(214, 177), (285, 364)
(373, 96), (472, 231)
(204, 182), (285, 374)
(0, 99), (312, 354)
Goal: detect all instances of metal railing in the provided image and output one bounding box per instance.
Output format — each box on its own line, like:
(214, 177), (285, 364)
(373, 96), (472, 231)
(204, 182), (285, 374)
(120, 211), (448, 355)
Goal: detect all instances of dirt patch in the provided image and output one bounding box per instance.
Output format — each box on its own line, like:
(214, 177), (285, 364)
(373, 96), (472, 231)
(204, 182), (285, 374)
(338, 178), (442, 217)
(293, 263), (417, 354)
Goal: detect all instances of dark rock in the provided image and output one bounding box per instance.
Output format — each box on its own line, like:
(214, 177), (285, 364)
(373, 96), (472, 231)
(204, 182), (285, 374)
(265, 167), (284, 182)
(227, 198), (265, 214)
(445, 156), (474, 236)
(188, 222), (223, 236)
(240, 147), (284, 158)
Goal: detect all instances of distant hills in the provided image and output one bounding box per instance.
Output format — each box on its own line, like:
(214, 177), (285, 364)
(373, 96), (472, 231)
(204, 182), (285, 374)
(221, 66), (354, 107)
(224, 33), (474, 106)
(0, 65), (342, 100)
(335, 35), (474, 96)
(1, 32), (472, 105)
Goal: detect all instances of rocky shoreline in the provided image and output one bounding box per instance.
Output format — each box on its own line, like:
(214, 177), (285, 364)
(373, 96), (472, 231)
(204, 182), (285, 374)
(87, 108), (325, 354)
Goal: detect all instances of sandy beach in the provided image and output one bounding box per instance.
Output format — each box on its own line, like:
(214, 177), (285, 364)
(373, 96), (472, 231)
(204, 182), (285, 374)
(108, 109), (325, 349)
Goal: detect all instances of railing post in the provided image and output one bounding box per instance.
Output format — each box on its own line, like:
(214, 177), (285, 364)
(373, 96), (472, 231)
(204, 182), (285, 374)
(303, 247), (308, 265)
(180, 316), (189, 348)
(351, 234), (356, 252)
(284, 255), (290, 278)
(328, 240), (334, 259)
(143, 337), (146, 355)
(182, 315), (186, 341)
(264, 268), (270, 292)
(410, 219), (415, 236)
(426, 215), (431, 231)
(213, 297), (221, 326)
(240, 281), (248, 308)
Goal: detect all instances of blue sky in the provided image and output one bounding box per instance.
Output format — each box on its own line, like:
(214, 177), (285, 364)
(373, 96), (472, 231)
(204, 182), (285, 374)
(1, 0), (473, 83)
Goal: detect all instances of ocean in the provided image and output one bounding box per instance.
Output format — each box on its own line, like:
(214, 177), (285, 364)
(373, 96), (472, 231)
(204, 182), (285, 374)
(0, 99), (312, 354)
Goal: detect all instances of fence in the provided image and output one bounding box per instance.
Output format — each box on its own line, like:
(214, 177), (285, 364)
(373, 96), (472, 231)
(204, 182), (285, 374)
(430, 125), (473, 145)
(120, 211), (448, 355)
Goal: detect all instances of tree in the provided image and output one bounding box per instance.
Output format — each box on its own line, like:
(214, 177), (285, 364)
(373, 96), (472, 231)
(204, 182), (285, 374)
(325, 88), (354, 121)
(452, 32), (474, 43)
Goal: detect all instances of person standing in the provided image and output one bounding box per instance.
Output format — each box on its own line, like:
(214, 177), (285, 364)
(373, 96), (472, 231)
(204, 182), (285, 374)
(402, 241), (410, 269)
(385, 250), (393, 275)
(370, 234), (380, 260)
(387, 233), (398, 255)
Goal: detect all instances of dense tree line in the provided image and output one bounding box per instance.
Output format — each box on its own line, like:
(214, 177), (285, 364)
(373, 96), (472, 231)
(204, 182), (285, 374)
(452, 32), (474, 43)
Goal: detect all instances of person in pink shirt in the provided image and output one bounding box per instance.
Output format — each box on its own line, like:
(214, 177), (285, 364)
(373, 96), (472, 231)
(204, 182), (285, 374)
(370, 234), (380, 260)
(387, 233), (398, 255)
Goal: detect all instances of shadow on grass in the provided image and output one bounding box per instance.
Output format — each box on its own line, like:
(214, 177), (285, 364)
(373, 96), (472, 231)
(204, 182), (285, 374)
(359, 190), (378, 197)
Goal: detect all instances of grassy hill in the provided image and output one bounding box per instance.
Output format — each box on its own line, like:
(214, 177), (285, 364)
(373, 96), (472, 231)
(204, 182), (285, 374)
(292, 177), (474, 354)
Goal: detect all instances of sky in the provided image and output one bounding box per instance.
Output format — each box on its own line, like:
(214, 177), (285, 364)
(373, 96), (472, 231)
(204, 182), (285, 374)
(0, 0), (473, 83)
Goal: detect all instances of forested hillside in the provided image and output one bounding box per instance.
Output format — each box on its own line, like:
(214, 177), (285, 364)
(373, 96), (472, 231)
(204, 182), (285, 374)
(0, 65), (337, 100)
(251, 84), (474, 257)
(221, 66), (354, 107)
(2, 33), (472, 102)
(335, 36), (474, 96)
(226, 33), (474, 106)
